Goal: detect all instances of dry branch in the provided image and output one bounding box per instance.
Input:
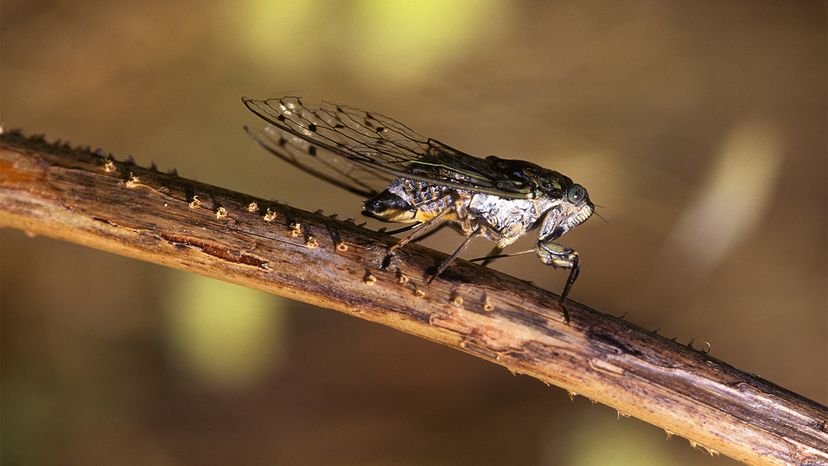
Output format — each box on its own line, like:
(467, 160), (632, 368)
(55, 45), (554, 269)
(1, 130), (826, 466)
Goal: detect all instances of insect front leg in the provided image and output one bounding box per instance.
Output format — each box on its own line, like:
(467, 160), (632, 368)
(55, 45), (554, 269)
(535, 241), (580, 319)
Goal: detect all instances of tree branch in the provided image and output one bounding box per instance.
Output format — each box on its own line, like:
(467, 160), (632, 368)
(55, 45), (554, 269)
(1, 130), (825, 466)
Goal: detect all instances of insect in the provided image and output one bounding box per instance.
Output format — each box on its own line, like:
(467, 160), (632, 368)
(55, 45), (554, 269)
(243, 96), (594, 305)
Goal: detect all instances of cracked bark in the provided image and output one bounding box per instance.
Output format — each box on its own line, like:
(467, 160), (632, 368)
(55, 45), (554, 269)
(1, 131), (826, 466)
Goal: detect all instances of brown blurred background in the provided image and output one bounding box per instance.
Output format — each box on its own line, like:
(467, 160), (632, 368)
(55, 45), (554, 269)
(2, 1), (826, 465)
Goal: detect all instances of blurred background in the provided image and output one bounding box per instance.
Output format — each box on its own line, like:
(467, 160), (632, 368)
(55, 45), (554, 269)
(2, 1), (825, 464)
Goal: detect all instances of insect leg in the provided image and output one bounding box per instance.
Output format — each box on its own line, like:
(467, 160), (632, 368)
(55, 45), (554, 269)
(383, 223), (422, 235)
(535, 241), (580, 319)
(478, 245), (504, 266)
(470, 248), (534, 264)
(562, 255), (580, 303)
(384, 222), (450, 243)
(427, 226), (482, 283)
(390, 207), (452, 252)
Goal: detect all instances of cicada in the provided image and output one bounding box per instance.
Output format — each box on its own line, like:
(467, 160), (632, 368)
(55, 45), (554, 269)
(243, 96), (594, 303)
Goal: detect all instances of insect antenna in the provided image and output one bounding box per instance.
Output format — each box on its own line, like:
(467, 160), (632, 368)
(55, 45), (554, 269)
(591, 207), (609, 223)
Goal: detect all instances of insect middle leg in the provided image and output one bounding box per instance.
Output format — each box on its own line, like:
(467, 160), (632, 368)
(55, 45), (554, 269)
(478, 245), (505, 267)
(427, 225), (483, 283)
(474, 233), (522, 266)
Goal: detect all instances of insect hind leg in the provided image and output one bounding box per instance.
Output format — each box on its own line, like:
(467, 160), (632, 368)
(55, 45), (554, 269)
(378, 205), (454, 271)
(383, 223), (422, 235)
(391, 207), (452, 251)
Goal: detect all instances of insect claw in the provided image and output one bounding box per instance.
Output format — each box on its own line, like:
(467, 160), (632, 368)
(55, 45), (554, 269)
(380, 253), (394, 270)
(558, 297), (572, 323)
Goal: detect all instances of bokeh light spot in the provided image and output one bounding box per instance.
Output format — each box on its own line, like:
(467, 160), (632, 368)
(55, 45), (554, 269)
(163, 273), (286, 389)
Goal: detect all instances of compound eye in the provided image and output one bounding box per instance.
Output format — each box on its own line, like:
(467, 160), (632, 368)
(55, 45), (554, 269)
(567, 184), (587, 203)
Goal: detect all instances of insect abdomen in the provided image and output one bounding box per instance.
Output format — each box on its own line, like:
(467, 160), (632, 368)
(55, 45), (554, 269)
(363, 189), (417, 222)
(364, 179), (457, 223)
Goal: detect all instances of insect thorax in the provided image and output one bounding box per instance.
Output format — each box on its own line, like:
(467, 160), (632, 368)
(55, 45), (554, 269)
(364, 178), (554, 244)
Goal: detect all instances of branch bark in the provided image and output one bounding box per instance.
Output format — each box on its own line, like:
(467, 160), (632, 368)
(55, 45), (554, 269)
(1, 130), (825, 466)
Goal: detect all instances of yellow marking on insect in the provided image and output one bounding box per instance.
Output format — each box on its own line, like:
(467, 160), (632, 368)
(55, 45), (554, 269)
(188, 195), (201, 209)
(452, 295), (463, 307)
(397, 273), (409, 284)
(289, 223), (302, 237)
(483, 298), (494, 312)
(247, 202), (259, 213)
(336, 242), (348, 252)
(374, 208), (416, 223)
(215, 207), (228, 219)
(413, 208), (457, 223)
(103, 159), (116, 173)
(263, 208), (277, 222)
(305, 236), (318, 248)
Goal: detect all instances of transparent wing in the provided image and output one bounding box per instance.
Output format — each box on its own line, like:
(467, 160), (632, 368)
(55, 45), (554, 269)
(242, 96), (536, 198)
(244, 125), (392, 198)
